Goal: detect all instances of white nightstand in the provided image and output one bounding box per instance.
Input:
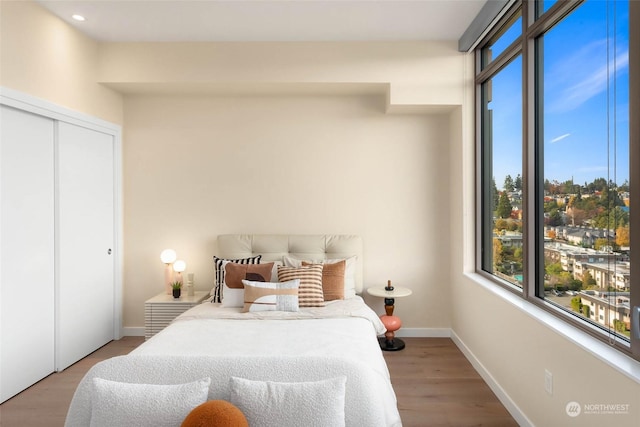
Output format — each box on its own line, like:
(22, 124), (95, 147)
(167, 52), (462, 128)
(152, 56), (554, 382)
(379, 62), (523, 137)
(144, 291), (209, 340)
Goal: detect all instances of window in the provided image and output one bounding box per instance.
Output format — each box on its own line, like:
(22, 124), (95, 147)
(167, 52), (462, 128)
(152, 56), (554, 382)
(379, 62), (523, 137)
(476, 0), (638, 360)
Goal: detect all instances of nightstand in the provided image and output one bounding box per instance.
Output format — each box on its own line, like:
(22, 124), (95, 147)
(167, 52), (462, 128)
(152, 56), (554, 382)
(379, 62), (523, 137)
(144, 291), (209, 340)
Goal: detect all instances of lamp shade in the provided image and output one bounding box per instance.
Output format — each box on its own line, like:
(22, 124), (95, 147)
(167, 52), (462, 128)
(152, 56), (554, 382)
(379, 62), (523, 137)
(160, 249), (177, 264)
(173, 259), (187, 273)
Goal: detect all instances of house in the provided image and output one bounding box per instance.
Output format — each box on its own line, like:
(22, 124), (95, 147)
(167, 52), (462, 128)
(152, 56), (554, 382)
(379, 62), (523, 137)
(1, 1), (638, 426)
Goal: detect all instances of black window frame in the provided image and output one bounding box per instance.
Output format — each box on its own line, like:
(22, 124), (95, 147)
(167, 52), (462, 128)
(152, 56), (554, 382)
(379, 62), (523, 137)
(475, 0), (639, 361)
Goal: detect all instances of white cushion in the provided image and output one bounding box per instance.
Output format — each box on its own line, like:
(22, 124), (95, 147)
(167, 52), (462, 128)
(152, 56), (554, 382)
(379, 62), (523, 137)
(89, 377), (210, 427)
(221, 261), (244, 307)
(229, 376), (346, 427)
(241, 279), (299, 312)
(221, 283), (244, 308)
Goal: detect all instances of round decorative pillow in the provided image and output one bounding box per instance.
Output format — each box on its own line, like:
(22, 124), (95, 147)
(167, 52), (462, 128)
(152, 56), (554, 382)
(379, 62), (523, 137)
(181, 400), (248, 427)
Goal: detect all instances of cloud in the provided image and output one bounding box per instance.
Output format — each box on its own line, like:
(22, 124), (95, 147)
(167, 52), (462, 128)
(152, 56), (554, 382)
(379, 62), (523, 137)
(550, 133), (571, 143)
(546, 42), (629, 114)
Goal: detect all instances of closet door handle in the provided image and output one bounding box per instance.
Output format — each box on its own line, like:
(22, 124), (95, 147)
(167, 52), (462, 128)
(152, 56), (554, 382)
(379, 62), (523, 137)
(107, 248), (112, 255)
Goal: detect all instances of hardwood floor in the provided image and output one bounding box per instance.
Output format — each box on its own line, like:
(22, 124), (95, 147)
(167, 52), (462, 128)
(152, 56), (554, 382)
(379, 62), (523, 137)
(0, 337), (517, 426)
(0, 336), (143, 427)
(383, 338), (518, 426)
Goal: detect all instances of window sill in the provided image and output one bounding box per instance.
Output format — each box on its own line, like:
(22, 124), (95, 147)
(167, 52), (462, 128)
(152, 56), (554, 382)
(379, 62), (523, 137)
(464, 271), (640, 384)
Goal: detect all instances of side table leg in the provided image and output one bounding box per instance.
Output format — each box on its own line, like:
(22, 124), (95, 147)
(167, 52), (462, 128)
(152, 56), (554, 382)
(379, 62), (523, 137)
(379, 297), (405, 351)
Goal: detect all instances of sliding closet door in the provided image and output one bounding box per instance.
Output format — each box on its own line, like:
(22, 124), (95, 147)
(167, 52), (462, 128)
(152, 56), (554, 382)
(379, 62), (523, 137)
(56, 122), (115, 371)
(0, 106), (55, 402)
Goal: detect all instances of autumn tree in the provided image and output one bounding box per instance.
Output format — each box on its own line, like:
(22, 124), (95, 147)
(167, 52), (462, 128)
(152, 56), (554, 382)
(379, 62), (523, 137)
(616, 226), (630, 247)
(495, 218), (508, 231)
(594, 238), (613, 251)
(493, 238), (504, 267)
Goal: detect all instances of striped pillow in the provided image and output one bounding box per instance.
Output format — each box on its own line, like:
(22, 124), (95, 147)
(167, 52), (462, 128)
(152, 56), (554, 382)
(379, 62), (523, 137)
(277, 264), (324, 307)
(302, 260), (345, 301)
(213, 255), (261, 302)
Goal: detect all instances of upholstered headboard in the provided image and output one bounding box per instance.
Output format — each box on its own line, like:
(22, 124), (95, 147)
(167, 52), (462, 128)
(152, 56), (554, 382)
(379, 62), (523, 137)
(217, 234), (363, 294)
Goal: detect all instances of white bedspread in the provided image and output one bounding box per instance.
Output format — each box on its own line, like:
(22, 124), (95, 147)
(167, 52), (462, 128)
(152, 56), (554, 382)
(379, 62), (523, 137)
(65, 297), (402, 427)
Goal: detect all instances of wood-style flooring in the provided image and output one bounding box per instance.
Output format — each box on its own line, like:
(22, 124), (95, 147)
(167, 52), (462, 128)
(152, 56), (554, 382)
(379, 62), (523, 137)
(0, 337), (517, 427)
(383, 338), (518, 426)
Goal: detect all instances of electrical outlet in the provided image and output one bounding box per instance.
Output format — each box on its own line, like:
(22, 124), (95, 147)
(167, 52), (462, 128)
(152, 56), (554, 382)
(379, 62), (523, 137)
(544, 369), (553, 395)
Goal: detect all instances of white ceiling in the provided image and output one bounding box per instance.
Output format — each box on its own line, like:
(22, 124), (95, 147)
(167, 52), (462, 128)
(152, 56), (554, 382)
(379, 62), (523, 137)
(35, 0), (487, 43)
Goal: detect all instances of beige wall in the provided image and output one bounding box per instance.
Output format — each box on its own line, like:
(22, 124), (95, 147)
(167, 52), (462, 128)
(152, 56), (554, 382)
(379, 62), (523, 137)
(99, 36), (465, 330)
(98, 41), (463, 108)
(0, 0), (123, 124)
(449, 54), (640, 426)
(3, 2), (638, 425)
(123, 93), (452, 329)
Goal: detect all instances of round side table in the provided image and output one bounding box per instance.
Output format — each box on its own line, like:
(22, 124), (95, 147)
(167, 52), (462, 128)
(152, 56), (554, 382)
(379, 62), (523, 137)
(367, 284), (412, 351)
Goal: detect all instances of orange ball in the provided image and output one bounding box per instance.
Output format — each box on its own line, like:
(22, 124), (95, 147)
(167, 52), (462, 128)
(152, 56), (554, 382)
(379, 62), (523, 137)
(381, 315), (402, 332)
(181, 400), (248, 427)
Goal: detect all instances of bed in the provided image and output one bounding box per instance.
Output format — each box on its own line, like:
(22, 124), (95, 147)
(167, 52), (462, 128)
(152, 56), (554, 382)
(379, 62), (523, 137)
(65, 234), (402, 427)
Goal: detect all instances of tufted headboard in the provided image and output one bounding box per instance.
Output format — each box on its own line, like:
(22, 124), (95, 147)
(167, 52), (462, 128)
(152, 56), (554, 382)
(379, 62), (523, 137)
(217, 234), (363, 294)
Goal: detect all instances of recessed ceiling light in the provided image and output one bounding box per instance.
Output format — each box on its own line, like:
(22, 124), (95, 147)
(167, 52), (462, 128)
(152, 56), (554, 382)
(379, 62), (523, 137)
(72, 14), (86, 22)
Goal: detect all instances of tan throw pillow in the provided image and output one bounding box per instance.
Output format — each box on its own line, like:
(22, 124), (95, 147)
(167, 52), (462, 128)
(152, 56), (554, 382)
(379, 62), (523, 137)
(277, 264), (324, 307)
(225, 262), (274, 289)
(302, 260), (345, 301)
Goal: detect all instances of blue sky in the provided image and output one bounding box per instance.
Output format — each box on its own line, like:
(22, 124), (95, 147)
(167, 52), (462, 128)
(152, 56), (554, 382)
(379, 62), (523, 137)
(490, 0), (630, 189)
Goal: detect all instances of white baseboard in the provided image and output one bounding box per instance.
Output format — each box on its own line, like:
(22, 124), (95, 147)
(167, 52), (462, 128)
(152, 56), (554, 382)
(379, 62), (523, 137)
(394, 328), (451, 337)
(450, 330), (532, 427)
(122, 327), (145, 337)
(122, 327), (450, 338)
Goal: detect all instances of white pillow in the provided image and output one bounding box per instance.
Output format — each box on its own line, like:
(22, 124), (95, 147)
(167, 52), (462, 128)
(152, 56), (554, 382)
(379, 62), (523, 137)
(220, 260), (244, 307)
(229, 376), (346, 427)
(90, 377), (211, 427)
(221, 283), (244, 308)
(283, 255), (357, 298)
(241, 279), (299, 312)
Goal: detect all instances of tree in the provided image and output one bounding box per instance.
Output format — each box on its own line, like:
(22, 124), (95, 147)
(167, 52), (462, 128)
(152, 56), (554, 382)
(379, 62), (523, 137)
(594, 238), (613, 251)
(514, 174), (522, 191)
(495, 218), (508, 231)
(496, 192), (513, 219)
(618, 179), (630, 192)
(546, 262), (563, 276)
(616, 226), (630, 247)
(492, 238), (504, 267)
(546, 209), (563, 226)
(565, 207), (586, 226)
(582, 270), (597, 289)
(571, 296), (582, 313)
(503, 175), (514, 192)
(491, 177), (499, 214)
